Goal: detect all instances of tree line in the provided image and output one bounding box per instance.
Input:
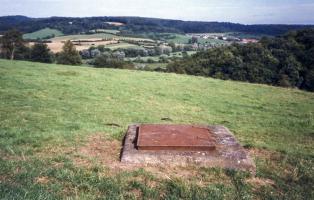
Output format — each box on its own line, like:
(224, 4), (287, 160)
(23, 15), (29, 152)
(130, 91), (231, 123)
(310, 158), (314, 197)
(0, 29), (81, 65)
(0, 29), (134, 69)
(1, 28), (314, 91)
(167, 29), (314, 91)
(1, 16), (313, 36)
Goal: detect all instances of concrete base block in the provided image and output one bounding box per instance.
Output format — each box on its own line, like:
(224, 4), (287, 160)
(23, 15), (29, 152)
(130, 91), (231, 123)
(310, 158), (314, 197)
(121, 124), (256, 174)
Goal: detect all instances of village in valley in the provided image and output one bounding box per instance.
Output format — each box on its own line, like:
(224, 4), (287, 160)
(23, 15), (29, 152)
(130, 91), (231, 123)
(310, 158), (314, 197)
(19, 20), (261, 71)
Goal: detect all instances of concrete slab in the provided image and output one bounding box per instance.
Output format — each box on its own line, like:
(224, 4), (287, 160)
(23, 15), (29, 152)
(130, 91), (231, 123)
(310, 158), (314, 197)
(121, 124), (256, 174)
(137, 124), (216, 151)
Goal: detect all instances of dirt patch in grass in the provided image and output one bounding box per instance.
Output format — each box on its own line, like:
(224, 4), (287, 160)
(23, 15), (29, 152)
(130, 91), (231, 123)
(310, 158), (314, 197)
(248, 147), (295, 175)
(248, 148), (281, 160)
(74, 134), (122, 170)
(246, 177), (275, 187)
(0, 175), (9, 182)
(35, 176), (51, 185)
(73, 134), (232, 185)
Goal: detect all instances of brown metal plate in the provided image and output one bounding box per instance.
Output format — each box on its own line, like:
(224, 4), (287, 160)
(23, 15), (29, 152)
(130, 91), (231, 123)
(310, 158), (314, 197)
(137, 124), (216, 151)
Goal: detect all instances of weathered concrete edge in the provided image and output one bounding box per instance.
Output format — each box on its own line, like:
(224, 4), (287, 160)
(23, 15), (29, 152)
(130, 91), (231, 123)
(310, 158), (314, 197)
(121, 124), (256, 175)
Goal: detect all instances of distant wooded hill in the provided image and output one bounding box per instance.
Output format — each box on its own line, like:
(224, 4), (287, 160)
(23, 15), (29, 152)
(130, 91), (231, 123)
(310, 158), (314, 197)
(0, 15), (313, 36)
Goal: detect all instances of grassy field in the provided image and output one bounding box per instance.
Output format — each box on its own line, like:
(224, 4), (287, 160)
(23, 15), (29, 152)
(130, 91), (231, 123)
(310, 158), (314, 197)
(165, 33), (228, 45)
(47, 33), (154, 52)
(0, 59), (313, 199)
(106, 42), (144, 50)
(51, 33), (154, 42)
(89, 29), (121, 34)
(23, 28), (63, 40)
(226, 32), (269, 39)
(166, 33), (192, 44)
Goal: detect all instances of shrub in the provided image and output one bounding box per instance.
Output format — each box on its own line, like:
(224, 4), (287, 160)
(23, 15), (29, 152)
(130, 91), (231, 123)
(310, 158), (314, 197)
(93, 53), (134, 69)
(57, 40), (82, 65)
(30, 43), (54, 63)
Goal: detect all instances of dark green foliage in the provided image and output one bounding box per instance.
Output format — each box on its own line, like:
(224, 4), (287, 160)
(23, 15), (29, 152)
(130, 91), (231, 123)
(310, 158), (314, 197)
(167, 29), (314, 91)
(57, 40), (82, 65)
(189, 36), (198, 44)
(30, 43), (54, 63)
(118, 48), (148, 57)
(304, 70), (314, 91)
(1, 16), (313, 36)
(97, 45), (109, 52)
(92, 52), (134, 69)
(0, 29), (28, 60)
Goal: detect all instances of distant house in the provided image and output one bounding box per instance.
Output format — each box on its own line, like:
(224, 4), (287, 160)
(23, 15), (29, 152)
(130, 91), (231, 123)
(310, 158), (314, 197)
(241, 39), (259, 44)
(226, 36), (241, 42)
(104, 22), (125, 26)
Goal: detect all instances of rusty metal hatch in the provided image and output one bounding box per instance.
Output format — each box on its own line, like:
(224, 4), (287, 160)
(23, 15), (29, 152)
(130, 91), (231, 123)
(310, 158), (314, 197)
(136, 124), (216, 151)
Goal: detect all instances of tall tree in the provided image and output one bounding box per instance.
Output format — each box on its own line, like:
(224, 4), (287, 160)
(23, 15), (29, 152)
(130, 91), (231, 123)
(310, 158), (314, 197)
(30, 43), (53, 63)
(57, 40), (82, 65)
(0, 29), (25, 60)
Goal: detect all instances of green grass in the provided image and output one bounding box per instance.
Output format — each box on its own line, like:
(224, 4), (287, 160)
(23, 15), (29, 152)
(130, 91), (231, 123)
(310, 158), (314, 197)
(106, 42), (144, 50)
(166, 33), (192, 44)
(165, 33), (228, 45)
(51, 33), (154, 42)
(52, 33), (117, 41)
(0, 59), (313, 199)
(226, 32), (269, 39)
(23, 28), (63, 40)
(89, 29), (120, 34)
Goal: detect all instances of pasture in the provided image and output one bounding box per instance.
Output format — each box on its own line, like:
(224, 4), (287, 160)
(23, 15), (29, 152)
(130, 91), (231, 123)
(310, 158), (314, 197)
(0, 59), (313, 199)
(47, 33), (154, 52)
(23, 28), (63, 40)
(165, 33), (228, 45)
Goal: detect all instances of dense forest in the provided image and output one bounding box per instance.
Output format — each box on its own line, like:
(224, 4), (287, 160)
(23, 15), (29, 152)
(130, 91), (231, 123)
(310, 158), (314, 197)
(0, 15), (313, 36)
(167, 29), (314, 91)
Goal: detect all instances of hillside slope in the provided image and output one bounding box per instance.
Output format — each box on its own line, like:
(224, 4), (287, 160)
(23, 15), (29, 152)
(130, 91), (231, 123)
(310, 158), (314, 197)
(0, 59), (313, 199)
(1, 15), (313, 35)
(23, 28), (63, 39)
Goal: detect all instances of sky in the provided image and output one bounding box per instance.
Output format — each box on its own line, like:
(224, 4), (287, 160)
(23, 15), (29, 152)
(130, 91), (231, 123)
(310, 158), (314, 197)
(1, 0), (314, 24)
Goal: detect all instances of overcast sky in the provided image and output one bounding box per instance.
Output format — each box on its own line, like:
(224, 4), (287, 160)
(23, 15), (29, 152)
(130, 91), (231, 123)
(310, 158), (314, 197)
(1, 0), (314, 24)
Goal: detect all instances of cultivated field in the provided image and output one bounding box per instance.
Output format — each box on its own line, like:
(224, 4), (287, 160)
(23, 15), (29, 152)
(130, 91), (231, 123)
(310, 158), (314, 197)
(23, 28), (63, 40)
(165, 33), (229, 45)
(23, 28), (248, 54)
(47, 33), (155, 52)
(0, 59), (313, 199)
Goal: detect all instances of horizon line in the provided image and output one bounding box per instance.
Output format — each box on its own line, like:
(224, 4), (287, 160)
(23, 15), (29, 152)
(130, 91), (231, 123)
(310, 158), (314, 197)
(1, 15), (314, 26)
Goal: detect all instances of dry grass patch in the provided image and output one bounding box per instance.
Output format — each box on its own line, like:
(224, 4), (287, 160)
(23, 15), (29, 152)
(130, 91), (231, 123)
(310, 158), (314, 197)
(246, 177), (275, 188)
(35, 176), (51, 185)
(74, 134), (233, 185)
(248, 148), (281, 160)
(74, 134), (122, 170)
